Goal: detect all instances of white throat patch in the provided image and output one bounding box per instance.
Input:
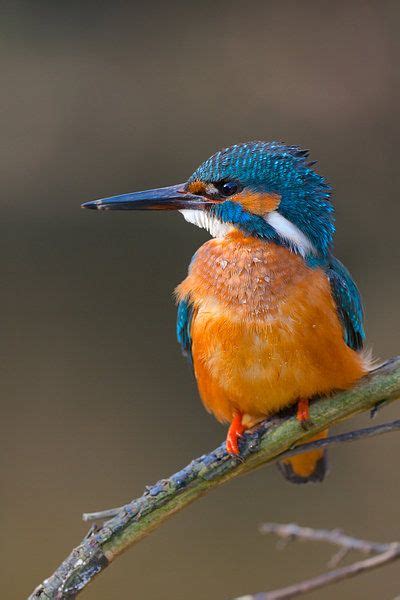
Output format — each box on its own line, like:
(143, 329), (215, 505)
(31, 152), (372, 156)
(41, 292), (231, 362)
(265, 211), (315, 257)
(179, 209), (233, 239)
(179, 207), (315, 255)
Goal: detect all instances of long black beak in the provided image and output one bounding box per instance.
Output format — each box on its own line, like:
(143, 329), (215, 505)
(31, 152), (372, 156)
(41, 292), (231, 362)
(81, 183), (208, 211)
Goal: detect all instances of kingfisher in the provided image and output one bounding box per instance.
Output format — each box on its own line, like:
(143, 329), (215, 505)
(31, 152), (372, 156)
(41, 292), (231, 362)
(82, 141), (368, 483)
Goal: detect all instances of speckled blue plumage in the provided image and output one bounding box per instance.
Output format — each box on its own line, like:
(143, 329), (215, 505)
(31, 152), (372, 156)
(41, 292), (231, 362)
(190, 141), (334, 258)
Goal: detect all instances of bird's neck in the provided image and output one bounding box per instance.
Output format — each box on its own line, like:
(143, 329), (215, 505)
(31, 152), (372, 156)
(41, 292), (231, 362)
(176, 230), (311, 319)
(181, 203), (328, 265)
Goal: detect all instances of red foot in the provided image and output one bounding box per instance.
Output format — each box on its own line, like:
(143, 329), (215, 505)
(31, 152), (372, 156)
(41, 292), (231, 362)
(226, 412), (246, 455)
(297, 398), (310, 423)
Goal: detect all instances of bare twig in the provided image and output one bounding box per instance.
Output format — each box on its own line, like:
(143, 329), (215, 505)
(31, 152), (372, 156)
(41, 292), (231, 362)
(258, 522), (390, 554)
(282, 418), (400, 459)
(236, 545), (400, 600)
(83, 418), (400, 522)
(327, 546), (349, 568)
(28, 357), (400, 600)
(236, 524), (400, 600)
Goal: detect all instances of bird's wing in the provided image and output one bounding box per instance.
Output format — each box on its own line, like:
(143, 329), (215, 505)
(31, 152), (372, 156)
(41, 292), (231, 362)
(325, 256), (365, 351)
(176, 297), (195, 363)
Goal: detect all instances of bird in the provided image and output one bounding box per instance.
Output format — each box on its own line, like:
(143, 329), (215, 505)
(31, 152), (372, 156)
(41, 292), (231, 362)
(82, 141), (369, 483)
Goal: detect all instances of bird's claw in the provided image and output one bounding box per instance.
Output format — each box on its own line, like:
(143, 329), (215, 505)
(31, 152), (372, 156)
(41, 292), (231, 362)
(226, 413), (246, 455)
(296, 398), (313, 430)
(370, 399), (388, 419)
(299, 418), (314, 431)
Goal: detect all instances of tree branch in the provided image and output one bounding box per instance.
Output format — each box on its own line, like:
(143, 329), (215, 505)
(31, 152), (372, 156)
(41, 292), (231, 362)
(83, 418), (400, 522)
(237, 524), (400, 600)
(259, 522), (390, 555)
(28, 357), (400, 600)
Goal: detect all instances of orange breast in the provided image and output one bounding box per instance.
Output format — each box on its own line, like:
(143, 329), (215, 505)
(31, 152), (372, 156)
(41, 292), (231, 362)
(176, 231), (366, 424)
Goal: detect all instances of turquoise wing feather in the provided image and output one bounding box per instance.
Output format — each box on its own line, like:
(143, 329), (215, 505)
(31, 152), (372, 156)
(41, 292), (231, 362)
(176, 298), (194, 362)
(326, 256), (365, 351)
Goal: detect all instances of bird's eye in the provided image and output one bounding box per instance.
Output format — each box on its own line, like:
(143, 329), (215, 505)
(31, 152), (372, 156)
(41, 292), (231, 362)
(215, 181), (242, 197)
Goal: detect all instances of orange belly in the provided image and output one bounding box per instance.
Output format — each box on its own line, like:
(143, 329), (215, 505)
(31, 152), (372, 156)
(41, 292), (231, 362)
(176, 231), (366, 424)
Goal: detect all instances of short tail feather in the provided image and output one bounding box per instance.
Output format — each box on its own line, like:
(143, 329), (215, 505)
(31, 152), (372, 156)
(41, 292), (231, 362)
(277, 429), (329, 484)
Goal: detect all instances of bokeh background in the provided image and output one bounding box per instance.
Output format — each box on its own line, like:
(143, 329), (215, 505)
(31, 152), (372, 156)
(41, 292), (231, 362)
(2, 2), (400, 598)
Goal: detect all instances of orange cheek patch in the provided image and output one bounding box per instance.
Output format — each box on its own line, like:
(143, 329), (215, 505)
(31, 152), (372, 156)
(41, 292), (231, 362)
(237, 192), (281, 215)
(187, 180), (206, 195)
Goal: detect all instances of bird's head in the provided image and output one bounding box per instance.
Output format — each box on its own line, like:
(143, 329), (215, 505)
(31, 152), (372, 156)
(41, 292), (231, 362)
(82, 141), (334, 261)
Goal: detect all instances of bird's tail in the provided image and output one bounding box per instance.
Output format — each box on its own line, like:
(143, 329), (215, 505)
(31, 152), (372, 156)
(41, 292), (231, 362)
(277, 429), (328, 484)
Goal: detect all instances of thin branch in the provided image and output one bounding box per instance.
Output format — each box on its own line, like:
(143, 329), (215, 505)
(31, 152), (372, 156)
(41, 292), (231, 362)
(237, 524), (400, 600)
(327, 546), (349, 569)
(83, 418), (400, 522)
(258, 522), (390, 555)
(237, 545), (400, 600)
(28, 357), (400, 600)
(282, 418), (400, 459)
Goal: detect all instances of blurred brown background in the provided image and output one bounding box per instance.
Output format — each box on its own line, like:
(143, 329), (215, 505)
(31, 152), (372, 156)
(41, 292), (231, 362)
(1, 2), (400, 599)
